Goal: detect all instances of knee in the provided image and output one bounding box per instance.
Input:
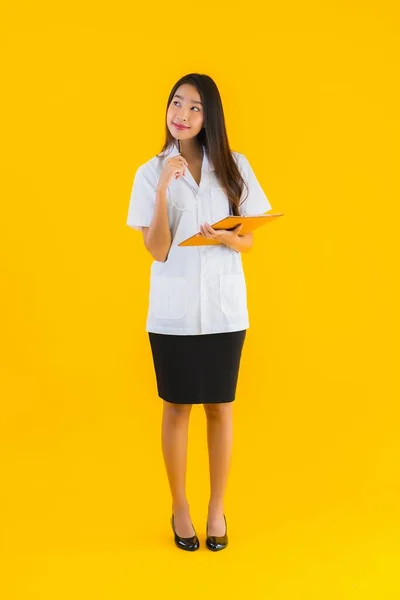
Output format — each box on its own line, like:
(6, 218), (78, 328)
(203, 402), (232, 419)
(163, 400), (193, 418)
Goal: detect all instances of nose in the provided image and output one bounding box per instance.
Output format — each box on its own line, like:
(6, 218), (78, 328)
(177, 108), (190, 122)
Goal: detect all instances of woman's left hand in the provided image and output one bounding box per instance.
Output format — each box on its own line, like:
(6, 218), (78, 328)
(196, 222), (243, 243)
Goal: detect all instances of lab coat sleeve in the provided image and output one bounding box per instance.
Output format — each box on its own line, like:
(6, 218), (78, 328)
(238, 154), (272, 216)
(126, 165), (158, 231)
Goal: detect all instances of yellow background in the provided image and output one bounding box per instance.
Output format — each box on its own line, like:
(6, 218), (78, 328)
(1, 1), (399, 598)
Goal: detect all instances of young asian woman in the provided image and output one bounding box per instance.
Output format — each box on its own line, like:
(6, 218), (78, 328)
(126, 73), (272, 551)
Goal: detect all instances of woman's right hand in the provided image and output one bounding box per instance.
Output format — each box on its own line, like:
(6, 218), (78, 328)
(157, 153), (189, 190)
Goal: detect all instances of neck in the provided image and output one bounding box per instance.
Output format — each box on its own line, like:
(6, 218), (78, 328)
(177, 138), (203, 161)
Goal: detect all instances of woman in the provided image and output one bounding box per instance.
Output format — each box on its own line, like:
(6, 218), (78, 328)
(126, 73), (272, 551)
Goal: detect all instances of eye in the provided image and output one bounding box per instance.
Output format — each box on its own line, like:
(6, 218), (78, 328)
(173, 100), (200, 111)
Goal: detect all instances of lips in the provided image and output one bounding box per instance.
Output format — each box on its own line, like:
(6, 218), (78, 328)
(173, 122), (190, 130)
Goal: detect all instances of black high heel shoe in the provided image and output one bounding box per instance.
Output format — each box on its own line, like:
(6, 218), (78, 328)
(171, 514), (200, 551)
(206, 514), (228, 551)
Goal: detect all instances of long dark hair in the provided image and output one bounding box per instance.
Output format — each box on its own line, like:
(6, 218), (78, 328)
(156, 73), (249, 216)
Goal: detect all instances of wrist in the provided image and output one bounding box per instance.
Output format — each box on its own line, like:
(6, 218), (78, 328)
(156, 186), (168, 196)
(219, 232), (237, 247)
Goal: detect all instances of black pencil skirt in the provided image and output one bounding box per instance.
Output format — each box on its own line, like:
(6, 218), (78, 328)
(148, 330), (247, 404)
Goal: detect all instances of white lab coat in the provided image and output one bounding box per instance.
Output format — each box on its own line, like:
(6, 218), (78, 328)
(126, 143), (271, 335)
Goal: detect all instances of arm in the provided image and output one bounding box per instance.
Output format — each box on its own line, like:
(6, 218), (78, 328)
(142, 186), (172, 262)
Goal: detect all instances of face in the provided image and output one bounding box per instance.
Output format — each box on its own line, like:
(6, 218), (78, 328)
(167, 83), (204, 140)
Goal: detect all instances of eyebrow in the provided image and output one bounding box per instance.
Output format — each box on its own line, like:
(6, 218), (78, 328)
(173, 94), (203, 105)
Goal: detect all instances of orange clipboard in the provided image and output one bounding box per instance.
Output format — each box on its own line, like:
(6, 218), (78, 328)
(178, 213), (284, 246)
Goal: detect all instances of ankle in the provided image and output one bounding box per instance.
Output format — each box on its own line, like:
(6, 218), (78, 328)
(172, 500), (190, 514)
(208, 502), (224, 514)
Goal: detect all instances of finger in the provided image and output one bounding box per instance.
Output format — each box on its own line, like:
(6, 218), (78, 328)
(207, 224), (217, 237)
(204, 223), (214, 237)
(201, 223), (210, 237)
(202, 224), (210, 237)
(178, 154), (188, 166)
(175, 167), (186, 179)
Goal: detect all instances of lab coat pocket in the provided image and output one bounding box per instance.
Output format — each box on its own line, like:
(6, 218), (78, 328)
(211, 186), (230, 224)
(151, 276), (188, 319)
(220, 273), (247, 316)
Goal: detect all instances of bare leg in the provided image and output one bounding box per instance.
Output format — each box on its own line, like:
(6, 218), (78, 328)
(161, 400), (195, 537)
(204, 402), (233, 536)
